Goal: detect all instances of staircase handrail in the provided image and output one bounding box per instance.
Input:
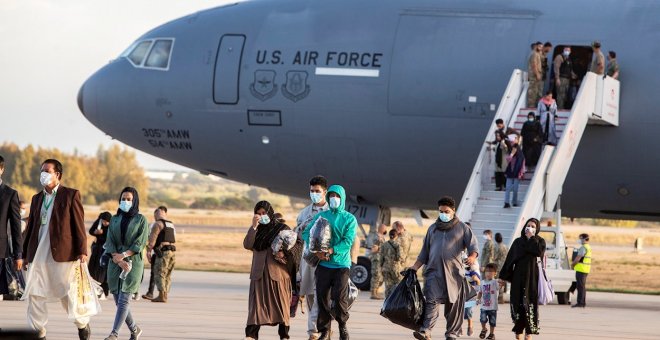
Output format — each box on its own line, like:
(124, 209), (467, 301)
(457, 69), (525, 222)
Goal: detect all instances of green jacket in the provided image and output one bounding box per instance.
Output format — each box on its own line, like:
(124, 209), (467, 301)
(302, 185), (357, 269)
(105, 213), (149, 294)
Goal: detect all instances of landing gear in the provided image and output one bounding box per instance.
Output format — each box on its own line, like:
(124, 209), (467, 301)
(350, 256), (372, 291)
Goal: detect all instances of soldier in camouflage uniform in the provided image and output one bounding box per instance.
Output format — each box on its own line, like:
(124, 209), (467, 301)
(369, 224), (387, 299)
(527, 42), (543, 107)
(381, 229), (403, 299)
(394, 221), (413, 267)
(480, 230), (494, 273)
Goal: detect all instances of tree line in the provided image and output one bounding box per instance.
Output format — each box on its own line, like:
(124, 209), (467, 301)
(0, 143), (148, 205)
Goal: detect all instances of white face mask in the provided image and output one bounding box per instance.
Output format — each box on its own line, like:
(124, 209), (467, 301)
(310, 192), (324, 204)
(329, 197), (341, 209)
(525, 226), (536, 236)
(482, 235), (490, 241)
(20, 209), (27, 218)
(40, 172), (53, 187)
(259, 214), (271, 225)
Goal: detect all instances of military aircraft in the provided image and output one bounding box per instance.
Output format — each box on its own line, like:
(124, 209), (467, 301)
(78, 0), (655, 289)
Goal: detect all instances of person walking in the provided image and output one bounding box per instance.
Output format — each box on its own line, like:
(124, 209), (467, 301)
(148, 206), (176, 303)
(295, 176), (329, 340)
(369, 224), (387, 300)
(480, 230), (494, 273)
(499, 218), (546, 340)
(493, 131), (509, 191)
(88, 211), (112, 300)
(302, 185), (357, 340)
(141, 210), (160, 300)
(381, 229), (403, 299)
(503, 145), (525, 209)
(394, 221), (413, 267)
(22, 159), (91, 340)
(493, 233), (509, 303)
(527, 42), (543, 107)
(0, 155), (23, 300)
(538, 92), (559, 146)
(407, 196), (479, 340)
(570, 233), (591, 308)
(103, 187), (148, 340)
(520, 112), (543, 167)
(244, 201), (293, 340)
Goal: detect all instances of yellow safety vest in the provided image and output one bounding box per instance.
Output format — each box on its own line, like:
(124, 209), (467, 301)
(574, 244), (592, 274)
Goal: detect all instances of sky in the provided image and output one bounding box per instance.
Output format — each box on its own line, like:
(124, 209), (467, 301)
(0, 0), (234, 171)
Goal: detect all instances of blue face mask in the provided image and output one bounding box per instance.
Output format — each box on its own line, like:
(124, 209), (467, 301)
(329, 197), (341, 209)
(439, 212), (452, 223)
(310, 192), (324, 204)
(119, 200), (132, 213)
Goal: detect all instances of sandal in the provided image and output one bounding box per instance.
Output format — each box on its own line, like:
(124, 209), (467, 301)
(486, 334), (496, 340)
(479, 329), (488, 339)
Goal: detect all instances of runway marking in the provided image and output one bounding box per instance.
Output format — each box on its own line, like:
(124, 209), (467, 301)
(315, 67), (380, 77)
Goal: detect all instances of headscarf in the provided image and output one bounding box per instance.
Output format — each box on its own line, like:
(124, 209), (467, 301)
(91, 211), (112, 230)
(117, 187), (140, 244)
(252, 200), (287, 251)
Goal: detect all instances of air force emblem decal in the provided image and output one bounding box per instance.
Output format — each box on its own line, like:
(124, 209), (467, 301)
(250, 70), (278, 101)
(282, 71), (311, 102)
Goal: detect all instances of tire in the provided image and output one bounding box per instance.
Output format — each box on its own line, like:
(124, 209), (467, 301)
(556, 291), (570, 305)
(350, 256), (371, 291)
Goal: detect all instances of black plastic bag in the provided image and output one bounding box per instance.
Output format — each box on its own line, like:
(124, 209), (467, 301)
(4, 258), (24, 300)
(380, 269), (425, 330)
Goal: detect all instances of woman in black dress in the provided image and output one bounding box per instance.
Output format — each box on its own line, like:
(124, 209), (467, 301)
(88, 211), (112, 299)
(499, 218), (546, 340)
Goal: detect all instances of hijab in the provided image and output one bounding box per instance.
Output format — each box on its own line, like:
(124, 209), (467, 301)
(117, 187), (140, 244)
(252, 200), (288, 251)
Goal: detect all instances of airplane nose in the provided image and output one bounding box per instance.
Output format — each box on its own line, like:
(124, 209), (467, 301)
(77, 84), (85, 116)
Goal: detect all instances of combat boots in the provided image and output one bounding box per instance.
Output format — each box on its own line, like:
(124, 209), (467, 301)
(370, 289), (383, 300)
(151, 291), (167, 303)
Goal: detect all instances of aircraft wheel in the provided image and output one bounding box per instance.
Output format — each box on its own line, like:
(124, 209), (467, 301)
(350, 256), (371, 291)
(556, 291), (571, 305)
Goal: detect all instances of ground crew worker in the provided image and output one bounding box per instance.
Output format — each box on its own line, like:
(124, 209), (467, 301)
(148, 206), (177, 303)
(607, 51), (620, 79)
(381, 229), (403, 299)
(570, 233), (591, 308)
(590, 41), (605, 75)
(527, 42), (543, 107)
(554, 46), (577, 109)
(393, 221), (413, 267)
(369, 223), (387, 299)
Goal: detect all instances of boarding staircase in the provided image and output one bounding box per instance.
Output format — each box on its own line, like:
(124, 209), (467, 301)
(457, 70), (620, 246)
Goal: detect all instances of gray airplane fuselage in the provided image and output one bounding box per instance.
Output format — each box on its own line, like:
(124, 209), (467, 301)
(79, 0), (660, 220)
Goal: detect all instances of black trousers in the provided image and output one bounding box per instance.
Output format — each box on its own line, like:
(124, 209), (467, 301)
(245, 324), (289, 339)
(495, 172), (506, 189)
(576, 272), (588, 306)
(315, 266), (350, 333)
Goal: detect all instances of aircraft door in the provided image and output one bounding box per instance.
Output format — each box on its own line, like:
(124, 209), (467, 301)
(213, 34), (246, 105)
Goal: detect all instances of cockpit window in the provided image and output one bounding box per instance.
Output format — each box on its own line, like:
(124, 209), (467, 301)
(128, 41), (152, 66)
(145, 40), (173, 69)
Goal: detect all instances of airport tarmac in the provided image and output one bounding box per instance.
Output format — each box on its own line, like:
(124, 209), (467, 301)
(1, 270), (658, 340)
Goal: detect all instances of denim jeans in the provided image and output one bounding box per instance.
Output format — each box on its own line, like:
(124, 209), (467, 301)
(504, 178), (520, 205)
(112, 292), (137, 335)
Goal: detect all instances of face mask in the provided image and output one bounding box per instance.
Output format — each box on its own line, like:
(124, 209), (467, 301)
(259, 214), (271, 225)
(578, 238), (584, 245)
(528, 117), (535, 122)
(40, 172), (53, 187)
(329, 197), (341, 209)
(20, 209), (27, 218)
(439, 212), (452, 223)
(525, 226), (536, 235)
(119, 200), (132, 213)
(482, 235), (490, 241)
(310, 192), (323, 204)
(563, 51), (570, 57)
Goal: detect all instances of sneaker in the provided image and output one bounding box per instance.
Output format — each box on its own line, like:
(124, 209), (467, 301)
(512, 203), (519, 207)
(503, 203), (511, 208)
(571, 304), (585, 308)
(78, 324), (91, 340)
(103, 335), (118, 340)
(129, 325), (142, 340)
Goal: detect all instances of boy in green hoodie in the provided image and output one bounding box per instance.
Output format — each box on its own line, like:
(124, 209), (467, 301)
(302, 184), (357, 340)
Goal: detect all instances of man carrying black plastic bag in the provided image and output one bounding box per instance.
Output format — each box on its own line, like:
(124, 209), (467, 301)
(380, 269), (425, 330)
(407, 197), (479, 340)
